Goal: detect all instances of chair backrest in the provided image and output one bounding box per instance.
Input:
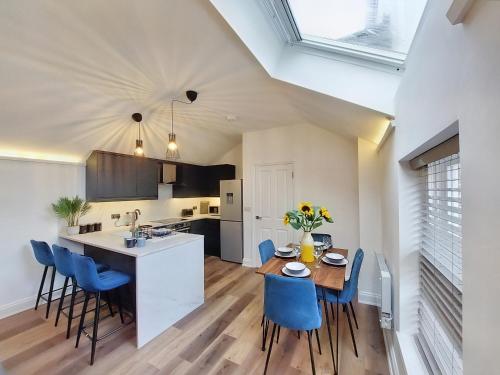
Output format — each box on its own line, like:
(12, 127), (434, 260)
(30, 240), (54, 266)
(52, 245), (75, 278)
(264, 274), (321, 331)
(72, 253), (100, 292)
(343, 248), (364, 300)
(258, 239), (275, 264)
(311, 233), (332, 247)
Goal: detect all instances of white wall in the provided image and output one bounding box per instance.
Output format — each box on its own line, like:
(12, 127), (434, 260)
(213, 143), (243, 179)
(357, 138), (383, 304)
(0, 157), (220, 318)
(381, 0), (500, 373)
(242, 124), (361, 275)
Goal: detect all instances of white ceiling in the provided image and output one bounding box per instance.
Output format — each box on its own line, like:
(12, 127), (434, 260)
(0, 0), (389, 164)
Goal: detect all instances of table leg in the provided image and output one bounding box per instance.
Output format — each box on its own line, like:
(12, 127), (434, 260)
(336, 290), (340, 374)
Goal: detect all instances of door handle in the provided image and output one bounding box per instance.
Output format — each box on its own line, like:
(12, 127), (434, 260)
(255, 216), (262, 220)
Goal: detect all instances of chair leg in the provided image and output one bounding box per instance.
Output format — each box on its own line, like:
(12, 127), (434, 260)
(55, 277), (69, 327)
(349, 301), (359, 329)
(35, 266), (48, 310)
(344, 303), (358, 357)
(330, 302), (335, 320)
(104, 291), (114, 317)
(261, 319), (269, 351)
(263, 323), (277, 375)
(66, 281), (78, 339)
(261, 313), (265, 327)
(90, 292), (101, 365)
(315, 329), (322, 355)
(322, 293), (336, 372)
(276, 325), (281, 343)
(307, 331), (316, 375)
(45, 266), (56, 319)
(297, 331), (300, 339)
(116, 288), (125, 324)
(76, 292), (90, 348)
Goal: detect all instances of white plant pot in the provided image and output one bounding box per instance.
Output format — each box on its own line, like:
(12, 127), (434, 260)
(67, 226), (80, 236)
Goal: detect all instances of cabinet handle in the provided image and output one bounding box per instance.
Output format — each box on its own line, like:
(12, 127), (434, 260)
(255, 216), (262, 220)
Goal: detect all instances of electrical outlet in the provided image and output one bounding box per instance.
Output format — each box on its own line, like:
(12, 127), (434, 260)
(111, 214), (121, 220)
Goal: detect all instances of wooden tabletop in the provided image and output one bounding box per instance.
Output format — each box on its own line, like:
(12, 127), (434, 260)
(256, 245), (348, 291)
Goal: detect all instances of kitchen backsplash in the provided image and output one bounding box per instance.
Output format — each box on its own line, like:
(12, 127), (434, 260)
(82, 184), (220, 230)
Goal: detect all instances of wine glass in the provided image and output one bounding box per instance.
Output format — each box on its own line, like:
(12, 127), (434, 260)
(294, 246), (301, 262)
(314, 246), (323, 268)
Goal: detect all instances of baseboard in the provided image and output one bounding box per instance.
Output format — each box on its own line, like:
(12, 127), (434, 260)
(358, 290), (380, 306)
(242, 257), (257, 268)
(383, 329), (409, 375)
(0, 289), (65, 319)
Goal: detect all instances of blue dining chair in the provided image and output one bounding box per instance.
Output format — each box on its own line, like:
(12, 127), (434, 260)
(30, 240), (56, 319)
(263, 274), (328, 375)
(318, 248), (364, 357)
(258, 239), (275, 265)
(258, 239), (276, 351)
(52, 245), (110, 339)
(72, 253), (132, 365)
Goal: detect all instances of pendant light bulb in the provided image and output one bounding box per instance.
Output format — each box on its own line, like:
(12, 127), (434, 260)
(166, 133), (180, 159)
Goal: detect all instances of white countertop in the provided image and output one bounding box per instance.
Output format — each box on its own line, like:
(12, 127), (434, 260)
(59, 229), (203, 257)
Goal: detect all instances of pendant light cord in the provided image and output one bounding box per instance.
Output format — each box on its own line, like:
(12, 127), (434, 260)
(171, 98), (194, 134)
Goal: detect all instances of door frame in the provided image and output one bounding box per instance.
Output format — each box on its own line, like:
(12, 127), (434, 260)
(251, 162), (295, 266)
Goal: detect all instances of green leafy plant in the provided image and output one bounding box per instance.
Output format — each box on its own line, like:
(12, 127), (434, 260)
(283, 201), (333, 231)
(51, 196), (91, 227)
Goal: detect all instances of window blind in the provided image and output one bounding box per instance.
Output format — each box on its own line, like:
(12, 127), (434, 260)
(417, 153), (463, 375)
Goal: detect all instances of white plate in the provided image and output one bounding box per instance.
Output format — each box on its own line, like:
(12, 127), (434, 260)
(322, 257), (349, 266)
(325, 252), (345, 261)
(274, 251), (295, 258)
(313, 241), (324, 247)
(282, 266), (311, 278)
(277, 246), (293, 254)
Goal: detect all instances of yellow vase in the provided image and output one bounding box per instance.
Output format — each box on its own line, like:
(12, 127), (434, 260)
(300, 231), (315, 263)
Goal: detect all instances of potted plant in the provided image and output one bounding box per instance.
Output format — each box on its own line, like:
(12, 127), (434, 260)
(52, 196), (91, 235)
(283, 202), (333, 263)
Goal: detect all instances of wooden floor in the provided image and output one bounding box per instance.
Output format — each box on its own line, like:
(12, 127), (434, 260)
(0, 257), (389, 375)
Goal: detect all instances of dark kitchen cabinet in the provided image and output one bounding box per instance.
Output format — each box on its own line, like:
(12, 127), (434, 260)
(190, 219), (221, 257)
(86, 151), (158, 202)
(172, 163), (235, 198)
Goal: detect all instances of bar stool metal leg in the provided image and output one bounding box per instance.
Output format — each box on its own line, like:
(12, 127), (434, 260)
(76, 292), (90, 348)
(35, 266), (48, 310)
(104, 291), (114, 317)
(116, 288), (125, 324)
(45, 266), (56, 319)
(66, 280), (78, 339)
(90, 292), (101, 365)
(55, 276), (69, 326)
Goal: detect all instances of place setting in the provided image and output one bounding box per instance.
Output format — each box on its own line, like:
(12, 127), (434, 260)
(321, 252), (349, 267)
(281, 261), (311, 278)
(274, 246), (297, 259)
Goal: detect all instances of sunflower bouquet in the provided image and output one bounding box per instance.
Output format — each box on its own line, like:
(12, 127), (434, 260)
(283, 201), (333, 231)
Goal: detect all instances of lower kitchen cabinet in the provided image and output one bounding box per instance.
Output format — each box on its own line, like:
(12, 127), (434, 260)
(190, 219), (221, 257)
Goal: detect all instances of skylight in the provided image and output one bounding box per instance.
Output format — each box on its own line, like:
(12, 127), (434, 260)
(267, 0), (428, 67)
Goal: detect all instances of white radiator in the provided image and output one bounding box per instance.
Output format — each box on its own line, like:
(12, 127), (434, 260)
(376, 253), (392, 329)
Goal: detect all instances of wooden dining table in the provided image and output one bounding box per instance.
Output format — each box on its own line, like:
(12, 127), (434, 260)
(256, 245), (348, 375)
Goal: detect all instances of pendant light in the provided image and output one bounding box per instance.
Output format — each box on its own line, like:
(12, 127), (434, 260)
(167, 90), (198, 160)
(132, 112), (144, 156)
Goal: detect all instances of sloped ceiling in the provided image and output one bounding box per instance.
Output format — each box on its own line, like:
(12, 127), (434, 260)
(0, 0), (389, 164)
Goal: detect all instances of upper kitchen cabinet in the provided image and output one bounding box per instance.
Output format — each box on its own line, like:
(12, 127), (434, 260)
(172, 164), (235, 198)
(86, 151), (158, 202)
(205, 164), (236, 197)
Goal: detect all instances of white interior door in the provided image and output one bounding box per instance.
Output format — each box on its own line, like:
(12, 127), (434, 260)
(254, 163), (295, 255)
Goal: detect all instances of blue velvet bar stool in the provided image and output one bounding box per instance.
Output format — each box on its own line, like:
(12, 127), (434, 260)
(318, 248), (364, 357)
(72, 253), (131, 365)
(263, 274), (329, 375)
(52, 245), (111, 339)
(258, 239), (276, 351)
(30, 240), (56, 319)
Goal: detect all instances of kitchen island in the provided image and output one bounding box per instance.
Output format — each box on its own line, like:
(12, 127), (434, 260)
(59, 230), (204, 348)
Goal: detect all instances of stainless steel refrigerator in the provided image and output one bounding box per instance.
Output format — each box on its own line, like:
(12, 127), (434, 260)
(220, 179), (243, 263)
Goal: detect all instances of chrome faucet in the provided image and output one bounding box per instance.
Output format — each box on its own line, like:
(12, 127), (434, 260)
(126, 209), (141, 232)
